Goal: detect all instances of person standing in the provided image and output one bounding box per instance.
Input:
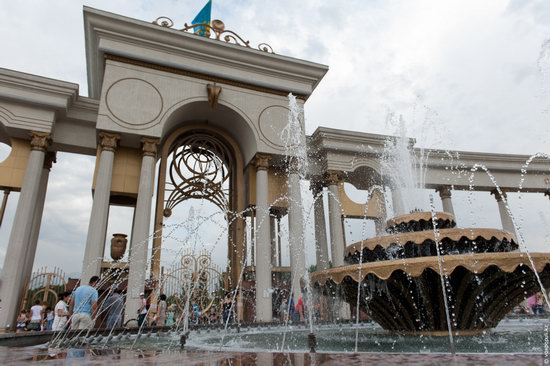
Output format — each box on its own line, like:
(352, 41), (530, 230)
(70, 276), (99, 330)
(222, 293), (233, 324)
(535, 293), (545, 315)
(104, 289), (124, 329)
(156, 294), (167, 327)
(45, 307), (54, 330)
(28, 300), (43, 331)
(52, 292), (71, 331)
(165, 304), (176, 327)
(527, 294), (537, 314)
(295, 295), (304, 322)
(137, 293), (148, 327)
(279, 299), (288, 323)
(16, 310), (28, 332)
(288, 295), (296, 323)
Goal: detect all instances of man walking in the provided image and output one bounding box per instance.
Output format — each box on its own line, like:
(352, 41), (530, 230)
(70, 275), (99, 330)
(104, 288), (124, 329)
(137, 293), (148, 327)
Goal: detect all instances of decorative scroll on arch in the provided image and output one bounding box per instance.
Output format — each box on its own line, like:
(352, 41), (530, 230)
(152, 17), (275, 54)
(163, 133), (232, 218)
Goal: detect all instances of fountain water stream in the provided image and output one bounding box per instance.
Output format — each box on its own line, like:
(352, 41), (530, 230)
(41, 96), (550, 360)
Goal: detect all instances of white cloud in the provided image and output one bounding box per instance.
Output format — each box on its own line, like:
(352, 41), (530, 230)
(0, 0), (549, 278)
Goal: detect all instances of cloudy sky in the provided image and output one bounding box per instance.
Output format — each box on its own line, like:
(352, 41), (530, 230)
(1, 0), (550, 276)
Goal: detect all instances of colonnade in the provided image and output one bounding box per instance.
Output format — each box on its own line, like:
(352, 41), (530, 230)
(436, 185), (517, 237)
(252, 155), (307, 322)
(0, 137), (535, 329)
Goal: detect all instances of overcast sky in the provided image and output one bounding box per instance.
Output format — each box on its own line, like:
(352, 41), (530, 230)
(1, 0), (550, 276)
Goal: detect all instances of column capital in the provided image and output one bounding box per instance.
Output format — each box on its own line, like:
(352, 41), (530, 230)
(269, 206), (286, 219)
(141, 137), (160, 157)
(252, 153), (271, 171)
(324, 170), (344, 186)
(490, 189), (507, 202)
(309, 177), (324, 196)
(436, 186), (452, 199)
(29, 132), (51, 152)
(44, 152), (57, 170)
(287, 156), (304, 174)
(98, 132), (120, 152)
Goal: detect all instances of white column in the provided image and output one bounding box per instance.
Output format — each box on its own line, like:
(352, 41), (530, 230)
(254, 154), (272, 322)
(0, 132), (50, 330)
(288, 162), (305, 303)
(437, 186), (455, 217)
(81, 132), (119, 284)
(250, 210), (255, 266)
(125, 138), (159, 321)
(491, 189), (516, 236)
(0, 189), (10, 228)
(277, 216), (282, 267)
(326, 172), (345, 267)
(311, 179), (329, 270)
(22, 153), (55, 291)
(270, 214), (278, 266)
(325, 171), (350, 319)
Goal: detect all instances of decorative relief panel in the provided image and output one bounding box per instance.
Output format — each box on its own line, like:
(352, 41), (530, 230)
(105, 78), (163, 128)
(258, 105), (290, 148)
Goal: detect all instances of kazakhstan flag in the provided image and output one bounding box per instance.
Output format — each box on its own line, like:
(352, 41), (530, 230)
(191, 0), (212, 37)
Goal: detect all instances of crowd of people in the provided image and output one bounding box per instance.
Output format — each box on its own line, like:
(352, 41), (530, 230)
(15, 277), (319, 332)
(23, 277), (548, 332)
(16, 272), (243, 332)
(17, 276), (100, 332)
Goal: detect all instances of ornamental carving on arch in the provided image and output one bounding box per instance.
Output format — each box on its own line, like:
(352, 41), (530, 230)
(163, 133), (232, 217)
(152, 17), (275, 54)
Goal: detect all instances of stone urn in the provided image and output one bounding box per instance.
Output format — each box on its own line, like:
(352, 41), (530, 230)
(110, 233), (128, 261)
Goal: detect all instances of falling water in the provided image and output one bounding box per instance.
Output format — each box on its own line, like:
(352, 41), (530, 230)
(428, 196), (455, 354)
(469, 164), (550, 310)
(352, 185), (385, 352)
(278, 93), (316, 351)
(380, 115), (427, 215)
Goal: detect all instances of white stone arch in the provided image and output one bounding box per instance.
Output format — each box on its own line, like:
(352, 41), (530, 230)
(153, 99), (258, 287)
(345, 162), (383, 191)
(160, 98), (259, 164)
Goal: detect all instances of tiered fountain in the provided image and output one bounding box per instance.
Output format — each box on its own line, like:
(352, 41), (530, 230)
(311, 210), (550, 334)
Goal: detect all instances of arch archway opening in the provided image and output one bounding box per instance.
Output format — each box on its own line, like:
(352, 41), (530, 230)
(153, 122), (247, 295)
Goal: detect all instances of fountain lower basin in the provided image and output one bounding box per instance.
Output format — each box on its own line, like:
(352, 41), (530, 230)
(313, 252), (550, 332)
(312, 212), (550, 333)
(45, 318), (544, 354)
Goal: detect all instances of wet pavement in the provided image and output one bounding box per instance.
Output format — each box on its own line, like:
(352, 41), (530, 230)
(0, 347), (544, 366)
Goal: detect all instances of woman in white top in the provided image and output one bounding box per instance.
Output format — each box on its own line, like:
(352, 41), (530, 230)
(28, 300), (43, 331)
(52, 291), (71, 331)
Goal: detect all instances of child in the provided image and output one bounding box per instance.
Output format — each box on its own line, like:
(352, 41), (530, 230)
(16, 310), (28, 332)
(45, 307), (54, 330)
(165, 304), (176, 327)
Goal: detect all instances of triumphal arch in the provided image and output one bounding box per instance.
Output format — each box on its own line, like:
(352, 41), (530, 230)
(1, 7), (549, 331)
(0, 7), (328, 328)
